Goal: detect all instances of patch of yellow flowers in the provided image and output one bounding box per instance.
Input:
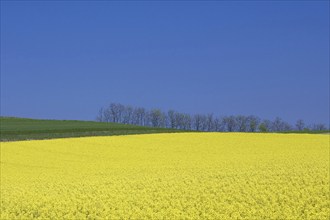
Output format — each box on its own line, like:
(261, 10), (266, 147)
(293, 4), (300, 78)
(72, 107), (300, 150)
(1, 133), (329, 219)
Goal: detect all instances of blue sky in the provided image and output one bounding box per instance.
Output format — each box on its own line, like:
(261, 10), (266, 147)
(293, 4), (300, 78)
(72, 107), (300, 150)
(1, 1), (329, 125)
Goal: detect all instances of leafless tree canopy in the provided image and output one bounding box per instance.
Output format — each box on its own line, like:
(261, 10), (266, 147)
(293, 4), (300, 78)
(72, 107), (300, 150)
(96, 103), (328, 132)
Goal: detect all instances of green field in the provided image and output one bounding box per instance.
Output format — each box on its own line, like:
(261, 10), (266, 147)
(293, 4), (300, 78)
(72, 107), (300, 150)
(0, 117), (185, 141)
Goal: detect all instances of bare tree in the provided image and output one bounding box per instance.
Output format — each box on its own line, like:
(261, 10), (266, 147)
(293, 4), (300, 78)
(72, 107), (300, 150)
(96, 107), (104, 122)
(311, 123), (327, 131)
(213, 117), (225, 131)
(236, 115), (248, 132)
(247, 115), (260, 132)
(167, 110), (177, 129)
(103, 106), (112, 122)
(117, 104), (125, 123)
(144, 110), (151, 126)
(174, 112), (183, 129)
(109, 103), (120, 123)
(271, 117), (292, 132)
(295, 119), (305, 131)
(272, 117), (284, 131)
(223, 116), (236, 132)
(133, 107), (146, 126)
(198, 115), (207, 131)
(259, 119), (272, 132)
(150, 109), (165, 127)
(206, 114), (214, 131)
(182, 113), (192, 130)
(217, 117), (227, 132)
(122, 105), (134, 124)
(193, 114), (203, 131)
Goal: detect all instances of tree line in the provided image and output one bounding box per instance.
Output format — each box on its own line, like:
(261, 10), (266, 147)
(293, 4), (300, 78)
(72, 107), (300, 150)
(96, 103), (328, 132)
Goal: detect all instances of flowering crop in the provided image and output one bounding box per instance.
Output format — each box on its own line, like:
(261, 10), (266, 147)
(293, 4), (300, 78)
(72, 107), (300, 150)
(1, 133), (329, 219)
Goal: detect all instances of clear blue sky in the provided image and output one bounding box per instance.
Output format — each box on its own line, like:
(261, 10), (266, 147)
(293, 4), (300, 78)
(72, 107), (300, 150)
(1, 1), (329, 125)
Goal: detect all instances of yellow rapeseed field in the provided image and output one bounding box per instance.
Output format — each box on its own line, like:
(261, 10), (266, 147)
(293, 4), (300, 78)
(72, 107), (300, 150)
(1, 133), (329, 219)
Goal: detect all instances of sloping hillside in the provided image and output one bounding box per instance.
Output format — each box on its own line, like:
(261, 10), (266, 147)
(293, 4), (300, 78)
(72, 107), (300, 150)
(0, 117), (185, 141)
